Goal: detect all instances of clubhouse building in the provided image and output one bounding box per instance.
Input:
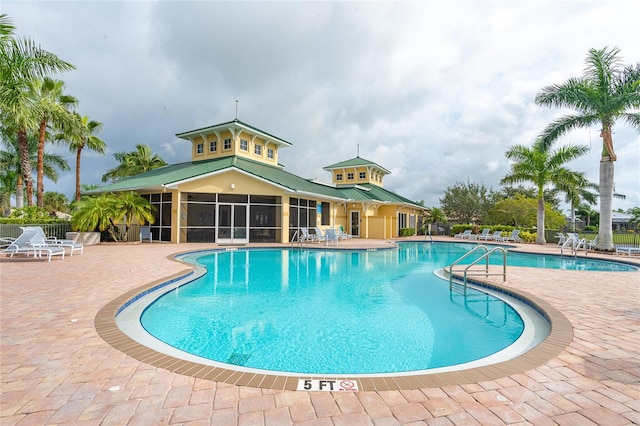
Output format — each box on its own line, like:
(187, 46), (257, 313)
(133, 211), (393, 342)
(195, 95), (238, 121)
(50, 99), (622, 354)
(97, 119), (427, 243)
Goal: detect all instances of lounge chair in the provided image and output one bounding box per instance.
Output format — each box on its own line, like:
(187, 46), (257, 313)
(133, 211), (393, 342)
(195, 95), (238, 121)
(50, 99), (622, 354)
(313, 227), (327, 243)
(337, 225), (352, 240)
(324, 228), (339, 246)
(25, 226), (83, 256)
(454, 229), (472, 239)
(587, 235), (598, 249)
(140, 226), (152, 243)
(1, 228), (65, 262)
(555, 233), (567, 246)
(616, 245), (640, 256)
(298, 227), (315, 243)
(496, 230), (522, 243)
(475, 228), (491, 240)
(487, 231), (503, 241)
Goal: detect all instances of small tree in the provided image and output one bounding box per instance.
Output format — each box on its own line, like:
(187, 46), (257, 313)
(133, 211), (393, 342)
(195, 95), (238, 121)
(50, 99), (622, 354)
(440, 179), (496, 224)
(71, 192), (154, 242)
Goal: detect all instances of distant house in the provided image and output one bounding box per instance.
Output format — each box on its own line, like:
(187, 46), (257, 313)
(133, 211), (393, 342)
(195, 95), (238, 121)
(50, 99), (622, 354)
(95, 119), (427, 243)
(612, 211), (635, 232)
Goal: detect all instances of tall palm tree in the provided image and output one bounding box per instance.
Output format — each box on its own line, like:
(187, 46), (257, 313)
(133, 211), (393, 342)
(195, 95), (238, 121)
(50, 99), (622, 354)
(57, 113), (106, 201)
(0, 13), (75, 206)
(0, 130), (69, 208)
(501, 139), (590, 244)
(535, 47), (640, 250)
(101, 143), (167, 182)
(31, 77), (77, 207)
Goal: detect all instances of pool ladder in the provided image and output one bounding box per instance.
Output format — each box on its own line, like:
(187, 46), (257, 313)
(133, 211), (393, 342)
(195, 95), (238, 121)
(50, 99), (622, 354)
(447, 245), (507, 296)
(560, 237), (588, 258)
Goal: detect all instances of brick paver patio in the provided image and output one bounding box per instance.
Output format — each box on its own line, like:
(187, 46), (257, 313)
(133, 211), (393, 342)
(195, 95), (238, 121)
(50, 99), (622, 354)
(1, 238), (639, 425)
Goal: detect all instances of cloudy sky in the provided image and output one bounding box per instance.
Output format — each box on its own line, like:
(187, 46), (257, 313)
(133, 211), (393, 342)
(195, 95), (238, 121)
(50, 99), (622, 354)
(4, 1), (640, 212)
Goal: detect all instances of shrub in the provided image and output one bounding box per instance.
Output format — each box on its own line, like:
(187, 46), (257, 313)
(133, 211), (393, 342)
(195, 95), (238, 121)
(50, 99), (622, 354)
(583, 225), (598, 232)
(399, 228), (415, 237)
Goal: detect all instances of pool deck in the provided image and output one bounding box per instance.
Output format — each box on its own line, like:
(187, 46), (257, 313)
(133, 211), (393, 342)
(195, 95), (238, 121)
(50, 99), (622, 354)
(1, 237), (639, 425)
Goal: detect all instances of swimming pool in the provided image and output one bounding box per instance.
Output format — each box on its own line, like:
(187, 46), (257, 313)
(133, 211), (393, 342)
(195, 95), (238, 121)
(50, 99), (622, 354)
(118, 241), (632, 377)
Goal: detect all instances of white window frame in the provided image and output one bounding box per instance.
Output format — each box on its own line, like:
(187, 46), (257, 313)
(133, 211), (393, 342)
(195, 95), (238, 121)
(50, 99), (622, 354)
(223, 138), (232, 150)
(240, 139), (248, 151)
(209, 140), (217, 152)
(267, 148), (274, 159)
(347, 172), (354, 180)
(196, 143), (204, 154)
(254, 144), (262, 155)
(336, 173), (343, 181)
(359, 171), (366, 179)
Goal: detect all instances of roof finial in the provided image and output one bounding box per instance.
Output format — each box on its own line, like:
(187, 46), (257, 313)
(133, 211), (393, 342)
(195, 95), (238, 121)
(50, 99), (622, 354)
(235, 100), (239, 120)
(357, 144), (359, 157)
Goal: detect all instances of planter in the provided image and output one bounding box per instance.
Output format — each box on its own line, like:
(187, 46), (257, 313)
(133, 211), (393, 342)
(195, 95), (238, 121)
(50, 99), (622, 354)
(65, 232), (100, 246)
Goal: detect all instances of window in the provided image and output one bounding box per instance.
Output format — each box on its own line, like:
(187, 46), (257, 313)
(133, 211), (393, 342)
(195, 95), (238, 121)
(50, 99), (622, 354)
(321, 202), (330, 226)
(359, 171), (366, 179)
(240, 139), (248, 151)
(347, 172), (354, 180)
(196, 143), (204, 154)
(267, 148), (274, 159)
(223, 138), (231, 150)
(209, 140), (217, 152)
(254, 144), (262, 155)
(336, 173), (343, 181)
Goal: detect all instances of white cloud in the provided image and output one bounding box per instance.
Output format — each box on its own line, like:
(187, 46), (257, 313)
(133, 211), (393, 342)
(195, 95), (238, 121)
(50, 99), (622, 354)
(4, 0), (639, 212)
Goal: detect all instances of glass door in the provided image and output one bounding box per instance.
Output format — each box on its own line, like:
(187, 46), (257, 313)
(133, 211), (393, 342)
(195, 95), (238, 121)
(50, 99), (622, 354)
(350, 210), (360, 237)
(217, 204), (248, 244)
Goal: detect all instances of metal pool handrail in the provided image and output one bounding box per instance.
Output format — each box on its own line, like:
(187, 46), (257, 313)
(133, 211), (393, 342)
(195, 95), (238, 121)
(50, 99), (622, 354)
(448, 245), (508, 295)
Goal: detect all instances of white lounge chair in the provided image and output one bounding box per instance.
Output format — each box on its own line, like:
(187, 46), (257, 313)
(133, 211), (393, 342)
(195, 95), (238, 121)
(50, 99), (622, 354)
(313, 227), (327, 243)
(454, 229), (472, 239)
(475, 228), (491, 240)
(587, 235), (598, 249)
(616, 245), (640, 256)
(336, 225), (352, 240)
(555, 233), (567, 246)
(25, 226), (83, 256)
(496, 230), (522, 243)
(487, 231), (503, 241)
(1, 228), (65, 262)
(324, 228), (339, 246)
(298, 227), (315, 243)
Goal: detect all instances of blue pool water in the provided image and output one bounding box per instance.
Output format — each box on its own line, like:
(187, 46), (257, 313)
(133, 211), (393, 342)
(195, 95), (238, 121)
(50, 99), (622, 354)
(138, 242), (635, 374)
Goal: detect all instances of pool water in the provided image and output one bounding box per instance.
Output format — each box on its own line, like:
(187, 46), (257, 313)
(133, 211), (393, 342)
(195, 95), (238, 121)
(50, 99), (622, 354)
(139, 242), (634, 375)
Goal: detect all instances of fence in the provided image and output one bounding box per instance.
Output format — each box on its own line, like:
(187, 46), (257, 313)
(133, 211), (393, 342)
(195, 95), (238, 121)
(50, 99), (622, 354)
(0, 223), (144, 243)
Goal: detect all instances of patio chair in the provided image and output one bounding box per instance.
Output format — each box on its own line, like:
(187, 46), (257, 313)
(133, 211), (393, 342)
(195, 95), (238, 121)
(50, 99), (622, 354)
(140, 226), (152, 243)
(25, 226), (83, 256)
(337, 225), (352, 240)
(324, 228), (339, 246)
(587, 235), (598, 249)
(555, 233), (567, 246)
(1, 228), (65, 262)
(298, 227), (315, 243)
(313, 227), (327, 243)
(475, 228), (491, 240)
(487, 231), (503, 241)
(496, 230), (522, 243)
(615, 245), (640, 256)
(454, 229), (472, 239)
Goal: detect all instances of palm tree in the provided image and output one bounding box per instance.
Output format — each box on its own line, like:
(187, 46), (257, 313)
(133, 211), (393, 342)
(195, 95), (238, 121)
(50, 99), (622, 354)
(57, 113), (106, 201)
(0, 129), (69, 208)
(111, 191), (155, 241)
(557, 174), (598, 232)
(535, 47), (640, 250)
(31, 77), (77, 207)
(0, 13), (75, 206)
(576, 203), (599, 228)
(101, 143), (167, 182)
(71, 193), (119, 241)
(501, 139), (590, 244)
(43, 191), (69, 213)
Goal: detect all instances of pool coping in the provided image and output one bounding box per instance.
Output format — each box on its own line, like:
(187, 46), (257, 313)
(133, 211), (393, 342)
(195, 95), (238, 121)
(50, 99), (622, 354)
(94, 245), (575, 391)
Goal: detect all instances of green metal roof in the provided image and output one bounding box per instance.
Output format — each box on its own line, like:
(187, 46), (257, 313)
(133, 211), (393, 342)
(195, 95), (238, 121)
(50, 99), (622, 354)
(323, 156), (390, 174)
(92, 156), (423, 208)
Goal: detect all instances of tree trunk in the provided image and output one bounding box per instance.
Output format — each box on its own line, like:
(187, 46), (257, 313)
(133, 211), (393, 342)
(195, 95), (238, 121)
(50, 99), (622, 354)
(75, 146), (83, 202)
(570, 203), (576, 232)
(37, 119), (47, 207)
(536, 197), (546, 244)
(15, 175), (24, 209)
(17, 129), (33, 206)
(596, 158), (615, 250)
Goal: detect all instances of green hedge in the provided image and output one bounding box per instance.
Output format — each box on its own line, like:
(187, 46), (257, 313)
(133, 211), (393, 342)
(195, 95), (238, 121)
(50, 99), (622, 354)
(399, 228), (415, 237)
